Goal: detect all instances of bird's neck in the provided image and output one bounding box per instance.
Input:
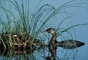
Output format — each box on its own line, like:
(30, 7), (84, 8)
(51, 33), (56, 44)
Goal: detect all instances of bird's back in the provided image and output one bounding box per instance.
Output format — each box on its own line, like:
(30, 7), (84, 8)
(58, 40), (85, 49)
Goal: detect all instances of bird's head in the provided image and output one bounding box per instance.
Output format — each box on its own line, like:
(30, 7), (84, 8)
(44, 28), (56, 34)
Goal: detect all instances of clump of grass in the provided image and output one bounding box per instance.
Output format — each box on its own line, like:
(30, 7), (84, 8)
(0, 0), (88, 60)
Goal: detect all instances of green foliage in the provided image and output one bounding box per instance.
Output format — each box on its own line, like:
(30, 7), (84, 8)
(0, 0), (87, 60)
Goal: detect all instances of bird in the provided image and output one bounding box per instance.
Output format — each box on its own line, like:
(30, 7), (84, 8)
(44, 28), (85, 49)
(44, 28), (57, 60)
(44, 28), (85, 60)
(45, 28), (85, 49)
(58, 39), (85, 49)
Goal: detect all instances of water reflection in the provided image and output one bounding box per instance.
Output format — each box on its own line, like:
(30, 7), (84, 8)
(0, 31), (85, 60)
(0, 44), (85, 60)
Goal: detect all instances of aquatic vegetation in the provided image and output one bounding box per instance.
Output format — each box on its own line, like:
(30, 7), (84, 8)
(0, 0), (87, 60)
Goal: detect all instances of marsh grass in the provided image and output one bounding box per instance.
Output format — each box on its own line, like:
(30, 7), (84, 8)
(0, 0), (87, 60)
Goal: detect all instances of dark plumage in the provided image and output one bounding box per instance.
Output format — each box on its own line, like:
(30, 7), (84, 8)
(45, 28), (85, 49)
(45, 28), (57, 59)
(44, 28), (85, 60)
(58, 39), (85, 49)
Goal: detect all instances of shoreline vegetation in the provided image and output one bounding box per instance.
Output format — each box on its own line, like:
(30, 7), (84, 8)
(0, 0), (87, 60)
